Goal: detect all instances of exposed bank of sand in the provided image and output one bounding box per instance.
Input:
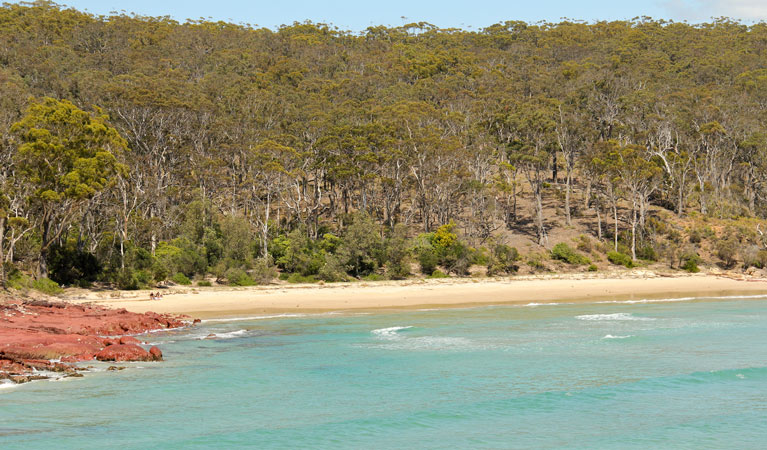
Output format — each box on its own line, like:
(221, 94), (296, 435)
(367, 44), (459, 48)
(61, 272), (767, 319)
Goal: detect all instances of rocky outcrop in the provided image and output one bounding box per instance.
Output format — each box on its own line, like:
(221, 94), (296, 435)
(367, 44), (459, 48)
(0, 298), (189, 383)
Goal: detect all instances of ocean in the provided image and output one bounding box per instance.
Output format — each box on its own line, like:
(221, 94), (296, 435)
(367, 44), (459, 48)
(2, 296), (767, 449)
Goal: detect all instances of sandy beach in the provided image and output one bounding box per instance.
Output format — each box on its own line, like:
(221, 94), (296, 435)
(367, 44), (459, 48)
(61, 272), (767, 319)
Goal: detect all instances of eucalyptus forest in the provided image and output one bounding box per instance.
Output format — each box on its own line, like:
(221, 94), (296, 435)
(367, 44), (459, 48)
(2, 1), (767, 290)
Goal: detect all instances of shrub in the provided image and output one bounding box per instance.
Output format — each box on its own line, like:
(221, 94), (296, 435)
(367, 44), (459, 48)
(715, 237), (738, 268)
(32, 277), (63, 295)
(286, 273), (318, 284)
(385, 225), (411, 280)
(607, 251), (634, 268)
(362, 273), (387, 281)
(680, 251), (702, 273)
(197, 280), (212, 287)
(417, 246), (439, 275)
(225, 268), (255, 286)
(588, 264), (598, 272)
(336, 213), (383, 277)
(551, 243), (590, 265)
(428, 269), (449, 279)
(116, 269), (140, 290)
(688, 228), (702, 244)
(47, 244), (101, 286)
(575, 235), (593, 253)
(527, 253), (547, 271)
(7, 269), (33, 291)
(637, 245), (658, 262)
(318, 254), (348, 282)
(171, 272), (192, 285)
(487, 244), (519, 276)
(250, 258), (278, 284)
(135, 270), (152, 286)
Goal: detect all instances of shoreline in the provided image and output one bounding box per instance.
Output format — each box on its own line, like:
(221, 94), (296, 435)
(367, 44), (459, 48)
(62, 272), (767, 319)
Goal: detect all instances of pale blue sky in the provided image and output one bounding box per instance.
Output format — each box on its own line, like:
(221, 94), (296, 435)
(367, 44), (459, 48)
(19, 0), (767, 30)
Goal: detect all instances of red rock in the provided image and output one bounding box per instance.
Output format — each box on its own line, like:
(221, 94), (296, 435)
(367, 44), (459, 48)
(119, 336), (141, 345)
(0, 298), (194, 382)
(95, 344), (153, 362)
(148, 346), (163, 361)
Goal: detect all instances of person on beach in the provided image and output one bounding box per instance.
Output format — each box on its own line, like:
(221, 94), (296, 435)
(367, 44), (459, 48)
(150, 292), (156, 301)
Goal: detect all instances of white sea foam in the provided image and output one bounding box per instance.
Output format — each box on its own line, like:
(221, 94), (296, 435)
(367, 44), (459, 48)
(524, 302), (572, 307)
(603, 334), (633, 339)
(371, 326), (413, 339)
(596, 294), (767, 304)
(202, 314), (306, 323)
(198, 329), (249, 340)
(576, 313), (654, 321)
(0, 381), (18, 390)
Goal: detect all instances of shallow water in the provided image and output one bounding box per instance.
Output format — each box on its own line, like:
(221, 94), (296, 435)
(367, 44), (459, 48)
(3, 297), (767, 449)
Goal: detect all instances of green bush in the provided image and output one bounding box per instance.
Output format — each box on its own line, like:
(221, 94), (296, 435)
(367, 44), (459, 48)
(286, 273), (318, 284)
(250, 258), (278, 284)
(637, 245), (658, 262)
(680, 251), (702, 273)
(715, 237), (738, 268)
(318, 254), (347, 282)
(171, 272), (192, 285)
(428, 269), (449, 279)
(135, 269), (152, 286)
(551, 243), (590, 265)
(362, 273), (387, 281)
(527, 253), (547, 271)
(7, 269), (33, 291)
(385, 224), (411, 279)
(197, 280), (212, 287)
(47, 243), (101, 286)
(32, 277), (63, 295)
(607, 251), (634, 268)
(116, 269), (140, 290)
(417, 246), (439, 275)
(225, 268), (255, 286)
(487, 244), (520, 276)
(588, 264), (598, 272)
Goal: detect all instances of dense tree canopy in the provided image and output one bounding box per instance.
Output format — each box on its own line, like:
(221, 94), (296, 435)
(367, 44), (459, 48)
(2, 1), (767, 288)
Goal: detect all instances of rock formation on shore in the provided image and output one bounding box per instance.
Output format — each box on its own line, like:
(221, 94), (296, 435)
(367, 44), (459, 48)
(0, 298), (188, 384)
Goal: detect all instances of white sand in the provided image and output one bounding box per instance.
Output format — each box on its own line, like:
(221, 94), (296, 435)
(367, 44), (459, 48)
(62, 273), (767, 319)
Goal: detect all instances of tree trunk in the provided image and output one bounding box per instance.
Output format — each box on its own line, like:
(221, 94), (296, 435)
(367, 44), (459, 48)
(565, 171), (572, 226)
(535, 184), (545, 246)
(596, 202), (602, 241)
(631, 206), (637, 261)
(613, 203), (619, 252)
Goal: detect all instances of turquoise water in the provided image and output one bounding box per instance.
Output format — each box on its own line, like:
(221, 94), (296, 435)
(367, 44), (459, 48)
(3, 296), (767, 449)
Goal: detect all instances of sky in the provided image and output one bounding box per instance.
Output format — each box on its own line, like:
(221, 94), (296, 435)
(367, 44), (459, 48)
(19, 0), (767, 31)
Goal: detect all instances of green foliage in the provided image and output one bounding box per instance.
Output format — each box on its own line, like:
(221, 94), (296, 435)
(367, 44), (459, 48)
(250, 258), (278, 284)
(487, 243), (520, 276)
(197, 280), (212, 287)
(551, 243), (590, 265)
(588, 264), (598, 272)
(680, 251), (702, 273)
(526, 253), (548, 271)
(318, 254), (348, 282)
(171, 272), (192, 285)
(224, 268), (255, 286)
(715, 236), (739, 268)
(47, 243), (101, 286)
(336, 213), (382, 277)
(31, 277), (63, 295)
(286, 273), (318, 284)
(607, 251), (634, 268)
(428, 269), (449, 279)
(116, 268), (141, 290)
(385, 224), (411, 279)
